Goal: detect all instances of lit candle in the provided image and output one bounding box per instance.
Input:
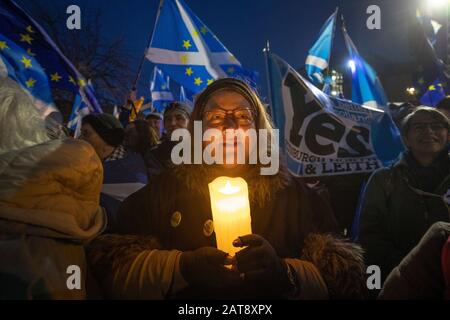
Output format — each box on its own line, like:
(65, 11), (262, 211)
(208, 176), (252, 256)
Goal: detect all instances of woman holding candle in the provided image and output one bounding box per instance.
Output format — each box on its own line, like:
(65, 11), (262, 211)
(87, 78), (366, 299)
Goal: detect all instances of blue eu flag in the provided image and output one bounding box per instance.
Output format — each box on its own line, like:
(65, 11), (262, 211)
(0, 0), (101, 116)
(146, 0), (258, 94)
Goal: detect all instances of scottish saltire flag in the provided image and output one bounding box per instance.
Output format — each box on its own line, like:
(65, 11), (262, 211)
(151, 66), (175, 112)
(67, 94), (90, 138)
(179, 85), (194, 108)
(146, 0), (258, 94)
(0, 0), (101, 117)
(266, 52), (404, 177)
(342, 26), (388, 110)
(420, 79), (446, 106)
(305, 8), (338, 86)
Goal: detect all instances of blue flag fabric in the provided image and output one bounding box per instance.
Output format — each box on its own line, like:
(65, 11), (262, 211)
(179, 85), (194, 108)
(67, 93), (90, 138)
(150, 66), (174, 112)
(0, 0), (101, 117)
(266, 52), (404, 177)
(419, 79), (446, 107)
(305, 9), (337, 86)
(146, 0), (258, 94)
(342, 26), (388, 110)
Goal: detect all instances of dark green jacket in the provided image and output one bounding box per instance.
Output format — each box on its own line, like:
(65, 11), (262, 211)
(358, 152), (450, 282)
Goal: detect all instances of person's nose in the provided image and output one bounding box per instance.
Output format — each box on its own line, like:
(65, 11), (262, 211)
(222, 116), (239, 130)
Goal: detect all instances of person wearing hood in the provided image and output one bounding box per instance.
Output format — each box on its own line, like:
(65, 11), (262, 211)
(86, 78), (366, 300)
(0, 78), (106, 299)
(358, 107), (450, 291)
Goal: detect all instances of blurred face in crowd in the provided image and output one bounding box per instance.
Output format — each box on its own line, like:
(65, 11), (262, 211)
(404, 112), (450, 161)
(202, 90), (256, 169)
(80, 123), (111, 160)
(147, 117), (162, 138)
(164, 111), (189, 136)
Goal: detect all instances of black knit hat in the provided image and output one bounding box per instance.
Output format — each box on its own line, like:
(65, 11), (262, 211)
(82, 114), (125, 146)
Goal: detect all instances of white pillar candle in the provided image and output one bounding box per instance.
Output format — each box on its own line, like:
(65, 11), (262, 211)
(208, 176), (252, 256)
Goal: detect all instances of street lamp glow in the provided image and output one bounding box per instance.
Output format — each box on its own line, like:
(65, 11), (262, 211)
(427, 0), (448, 9)
(348, 60), (356, 73)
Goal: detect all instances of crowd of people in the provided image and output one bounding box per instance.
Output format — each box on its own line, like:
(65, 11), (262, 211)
(0, 77), (449, 299)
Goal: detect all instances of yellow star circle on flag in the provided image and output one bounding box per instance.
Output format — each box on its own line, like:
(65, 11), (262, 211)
(182, 40), (192, 50)
(227, 67), (235, 74)
(26, 26), (35, 33)
(207, 79), (214, 85)
(78, 79), (86, 87)
(69, 76), (77, 85)
(194, 77), (203, 86)
(180, 54), (189, 64)
(21, 56), (32, 68)
(185, 67), (193, 76)
(0, 41), (8, 50)
(50, 73), (62, 82)
(200, 26), (208, 35)
(20, 33), (33, 45)
(27, 48), (36, 56)
(228, 56), (238, 63)
(25, 78), (36, 88)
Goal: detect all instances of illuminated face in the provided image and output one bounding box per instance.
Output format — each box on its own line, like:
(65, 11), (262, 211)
(164, 111), (189, 136)
(202, 90), (257, 168)
(404, 112), (449, 158)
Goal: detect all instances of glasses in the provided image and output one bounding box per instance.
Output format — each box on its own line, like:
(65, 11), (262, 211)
(410, 122), (447, 133)
(203, 107), (256, 127)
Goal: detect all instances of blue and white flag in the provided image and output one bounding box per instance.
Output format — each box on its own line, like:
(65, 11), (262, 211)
(179, 85), (194, 108)
(146, 0), (257, 94)
(0, 0), (101, 117)
(67, 94), (90, 138)
(150, 66), (174, 112)
(266, 52), (404, 177)
(305, 8), (337, 86)
(342, 26), (388, 110)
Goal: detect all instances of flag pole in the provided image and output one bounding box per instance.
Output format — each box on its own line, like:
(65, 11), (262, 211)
(132, 0), (165, 91)
(125, 0), (165, 118)
(325, 7), (339, 90)
(263, 40), (274, 121)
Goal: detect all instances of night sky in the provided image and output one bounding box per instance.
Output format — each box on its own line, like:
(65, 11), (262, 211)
(15, 0), (423, 104)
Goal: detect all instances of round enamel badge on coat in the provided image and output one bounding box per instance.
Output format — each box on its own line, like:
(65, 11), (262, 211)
(171, 211), (182, 227)
(203, 219), (214, 237)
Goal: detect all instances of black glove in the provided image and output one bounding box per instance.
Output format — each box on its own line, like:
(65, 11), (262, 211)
(234, 234), (294, 294)
(179, 247), (241, 288)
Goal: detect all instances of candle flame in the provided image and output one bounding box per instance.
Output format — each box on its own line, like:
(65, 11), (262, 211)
(219, 180), (240, 195)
